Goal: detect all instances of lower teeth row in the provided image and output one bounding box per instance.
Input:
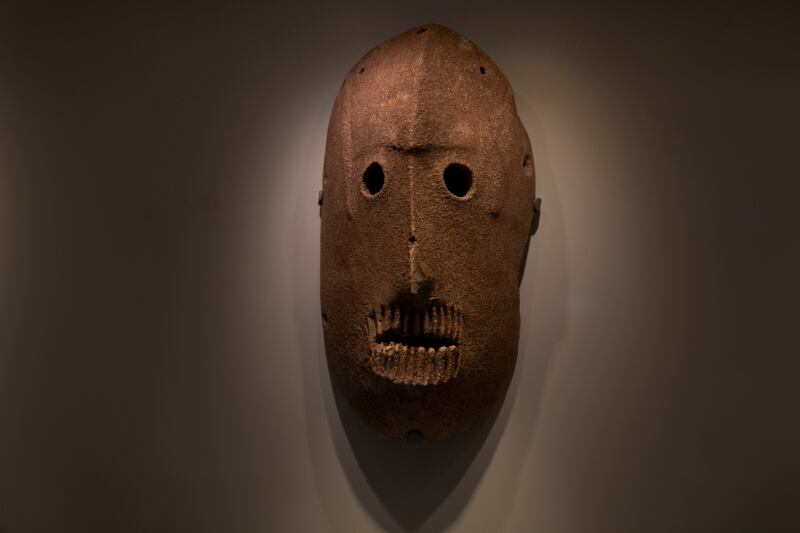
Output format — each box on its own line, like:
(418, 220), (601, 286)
(369, 343), (459, 386)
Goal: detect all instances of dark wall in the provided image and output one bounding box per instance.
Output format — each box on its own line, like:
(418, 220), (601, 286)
(1, 2), (798, 532)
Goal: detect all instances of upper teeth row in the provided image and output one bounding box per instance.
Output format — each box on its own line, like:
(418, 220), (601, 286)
(367, 304), (463, 340)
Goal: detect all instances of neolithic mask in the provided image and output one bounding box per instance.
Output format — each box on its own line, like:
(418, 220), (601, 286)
(320, 24), (539, 440)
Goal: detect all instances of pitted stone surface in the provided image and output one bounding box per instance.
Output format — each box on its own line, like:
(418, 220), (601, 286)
(320, 23), (537, 440)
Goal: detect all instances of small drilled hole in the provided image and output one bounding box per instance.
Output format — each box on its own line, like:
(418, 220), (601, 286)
(443, 163), (473, 198)
(322, 313), (328, 325)
(409, 235), (416, 243)
(479, 65), (486, 75)
(416, 27), (427, 34)
(362, 162), (384, 196)
(523, 153), (532, 167)
(407, 430), (423, 441)
(359, 66), (365, 74)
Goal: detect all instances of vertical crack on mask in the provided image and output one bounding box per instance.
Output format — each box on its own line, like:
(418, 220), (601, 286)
(366, 302), (462, 385)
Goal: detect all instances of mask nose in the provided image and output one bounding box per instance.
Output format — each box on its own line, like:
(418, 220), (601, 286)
(408, 234), (432, 295)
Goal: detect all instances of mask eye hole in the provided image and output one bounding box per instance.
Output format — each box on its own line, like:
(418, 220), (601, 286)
(361, 162), (384, 196)
(443, 163), (473, 198)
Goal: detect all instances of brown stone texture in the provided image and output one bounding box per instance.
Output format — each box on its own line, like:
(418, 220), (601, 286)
(320, 23), (536, 440)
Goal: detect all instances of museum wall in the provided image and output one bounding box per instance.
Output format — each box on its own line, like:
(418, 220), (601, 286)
(1, 2), (798, 532)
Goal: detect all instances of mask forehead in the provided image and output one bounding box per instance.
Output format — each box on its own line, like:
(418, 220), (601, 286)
(341, 34), (515, 147)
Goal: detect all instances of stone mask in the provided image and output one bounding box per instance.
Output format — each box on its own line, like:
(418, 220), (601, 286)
(319, 24), (540, 440)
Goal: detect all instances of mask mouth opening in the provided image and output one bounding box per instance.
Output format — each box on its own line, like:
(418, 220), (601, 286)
(366, 302), (462, 385)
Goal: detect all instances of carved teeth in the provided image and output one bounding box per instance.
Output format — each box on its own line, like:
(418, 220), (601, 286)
(435, 346), (447, 384)
(367, 302), (463, 385)
(369, 342), (460, 386)
(402, 345), (413, 379)
(425, 347), (435, 385)
(449, 346), (459, 377)
(367, 303), (462, 343)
